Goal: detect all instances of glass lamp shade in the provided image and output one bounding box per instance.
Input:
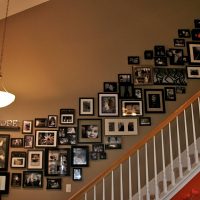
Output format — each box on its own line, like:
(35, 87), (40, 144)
(0, 90), (15, 108)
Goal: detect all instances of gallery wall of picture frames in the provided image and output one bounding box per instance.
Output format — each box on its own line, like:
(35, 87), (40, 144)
(0, 18), (200, 195)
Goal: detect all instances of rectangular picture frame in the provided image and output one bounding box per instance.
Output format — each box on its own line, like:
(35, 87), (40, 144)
(73, 168), (82, 181)
(23, 170), (43, 188)
(105, 136), (122, 150)
(48, 115), (58, 128)
(24, 135), (34, 148)
(0, 172), (10, 194)
(11, 151), (26, 168)
(60, 109), (75, 125)
(27, 150), (44, 170)
(187, 66), (200, 78)
(121, 100), (143, 116)
(46, 178), (62, 190)
(164, 87), (176, 101)
(57, 127), (77, 145)
(22, 120), (33, 134)
(11, 173), (22, 187)
(10, 138), (24, 148)
(187, 42), (200, 64)
(79, 97), (94, 116)
(139, 117), (151, 126)
(103, 82), (118, 92)
(35, 118), (48, 128)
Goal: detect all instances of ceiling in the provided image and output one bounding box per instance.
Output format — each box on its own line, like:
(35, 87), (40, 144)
(0, 0), (50, 19)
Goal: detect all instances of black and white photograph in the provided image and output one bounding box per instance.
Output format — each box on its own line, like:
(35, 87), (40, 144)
(187, 42), (200, 64)
(178, 29), (191, 38)
(105, 136), (122, 149)
(22, 120), (33, 134)
(11, 173), (22, 187)
(79, 98), (94, 116)
(35, 118), (48, 128)
(23, 171), (43, 188)
(48, 115), (58, 128)
(11, 151), (26, 168)
(119, 84), (133, 99)
(73, 168), (82, 181)
(121, 100), (143, 116)
(11, 138), (24, 148)
(154, 45), (166, 57)
(168, 49), (184, 65)
(24, 135), (34, 148)
(118, 74), (132, 83)
(103, 82), (118, 93)
(27, 150), (43, 170)
(164, 87), (176, 101)
(60, 109), (75, 125)
(127, 56), (140, 65)
(46, 178), (62, 189)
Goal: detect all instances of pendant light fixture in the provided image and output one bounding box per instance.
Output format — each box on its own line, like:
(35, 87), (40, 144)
(0, 0), (15, 108)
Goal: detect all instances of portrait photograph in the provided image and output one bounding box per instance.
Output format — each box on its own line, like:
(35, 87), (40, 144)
(27, 150), (43, 170)
(23, 171), (43, 188)
(22, 120), (33, 134)
(79, 98), (94, 116)
(187, 42), (200, 64)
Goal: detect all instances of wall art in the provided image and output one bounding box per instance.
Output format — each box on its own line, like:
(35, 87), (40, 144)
(194, 19), (200, 28)
(46, 178), (62, 189)
(187, 66), (200, 78)
(23, 171), (43, 188)
(60, 109), (75, 125)
(11, 173), (22, 187)
(173, 38), (185, 47)
(103, 82), (118, 92)
(118, 74), (132, 83)
(187, 42), (200, 64)
(127, 56), (140, 65)
(73, 168), (82, 181)
(144, 50), (153, 59)
(133, 88), (142, 99)
(139, 117), (151, 126)
(10, 138), (24, 148)
(105, 136), (122, 149)
(27, 150), (43, 170)
(0, 172), (10, 194)
(154, 45), (166, 57)
(57, 127), (77, 145)
(191, 29), (200, 40)
(154, 57), (168, 66)
(24, 135), (34, 148)
(22, 120), (33, 134)
(35, 118), (48, 128)
(121, 100), (143, 116)
(11, 151), (26, 168)
(178, 29), (191, 38)
(119, 84), (133, 99)
(79, 97), (94, 116)
(48, 115), (58, 128)
(168, 48), (184, 65)
(164, 87), (176, 101)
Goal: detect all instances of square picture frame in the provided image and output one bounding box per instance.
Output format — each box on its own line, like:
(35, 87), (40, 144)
(194, 19), (200, 28)
(121, 100), (143, 116)
(11, 151), (26, 168)
(105, 118), (138, 136)
(45, 148), (71, 176)
(27, 150), (44, 170)
(73, 168), (82, 181)
(103, 82), (118, 93)
(79, 97), (94, 116)
(24, 135), (34, 148)
(78, 119), (102, 143)
(23, 171), (43, 188)
(57, 127), (77, 145)
(139, 117), (151, 126)
(187, 66), (200, 79)
(164, 87), (176, 101)
(144, 50), (153, 60)
(22, 120), (33, 134)
(71, 146), (89, 167)
(0, 172), (10, 194)
(60, 109), (75, 125)
(10, 138), (24, 148)
(187, 42), (200, 64)
(48, 115), (58, 128)
(144, 89), (165, 113)
(35, 130), (57, 148)
(46, 178), (62, 190)
(98, 93), (119, 117)
(11, 173), (22, 187)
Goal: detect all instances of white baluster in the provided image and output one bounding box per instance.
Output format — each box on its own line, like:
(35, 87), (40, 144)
(103, 178), (105, 200)
(184, 109), (191, 171)
(176, 116), (183, 178)
(191, 103), (199, 164)
(198, 97), (200, 119)
(93, 185), (96, 200)
(137, 150), (141, 200)
(169, 122), (175, 186)
(145, 143), (150, 200)
(120, 164), (124, 200)
(153, 136), (159, 199)
(84, 192), (87, 200)
(161, 129), (167, 194)
(128, 156), (133, 200)
(111, 171), (114, 200)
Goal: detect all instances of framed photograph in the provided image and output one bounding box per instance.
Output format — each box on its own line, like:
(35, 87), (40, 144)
(154, 57), (168, 66)
(60, 109), (75, 125)
(118, 74), (132, 83)
(144, 50), (153, 59)
(105, 118), (138, 136)
(133, 88), (142, 99)
(154, 45), (166, 57)
(90, 152), (98, 160)
(45, 148), (71, 176)
(22, 120), (33, 134)
(71, 146), (89, 167)
(11, 173), (22, 187)
(23, 171), (43, 188)
(178, 29), (191, 38)
(187, 42), (200, 64)
(92, 144), (104, 152)
(187, 66), (200, 79)
(73, 168), (82, 181)
(35, 130), (57, 148)
(127, 56), (140, 65)
(153, 68), (187, 86)
(78, 119), (102, 143)
(191, 29), (200, 41)
(57, 127), (77, 145)
(103, 82), (118, 92)
(35, 118), (48, 128)
(24, 135), (34, 148)
(121, 100), (143, 116)
(0, 134), (10, 171)
(79, 98), (94, 116)
(168, 49), (184, 65)
(119, 84), (133, 99)
(105, 136), (122, 150)
(98, 93), (119, 116)
(176, 86), (186, 94)
(164, 87), (176, 101)
(132, 66), (153, 85)
(174, 38), (185, 47)
(194, 19), (200, 28)
(139, 117), (151, 126)
(99, 152), (107, 159)
(27, 150), (43, 170)
(11, 151), (26, 168)
(0, 172), (10, 194)
(46, 178), (61, 190)
(10, 138), (24, 148)
(144, 89), (165, 113)
(48, 115), (58, 128)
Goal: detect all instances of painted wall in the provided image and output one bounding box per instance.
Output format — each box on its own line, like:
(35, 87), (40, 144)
(0, 0), (200, 199)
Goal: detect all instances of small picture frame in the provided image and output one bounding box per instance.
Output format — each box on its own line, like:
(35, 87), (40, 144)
(139, 117), (151, 126)
(118, 74), (132, 83)
(105, 118), (138, 136)
(71, 146), (89, 167)
(164, 87), (176, 101)
(11, 173), (22, 187)
(127, 56), (140, 65)
(144, 89), (165, 113)
(191, 29), (200, 41)
(79, 97), (94, 116)
(60, 109), (75, 125)
(121, 100), (143, 116)
(35, 118), (48, 128)
(45, 148), (71, 176)
(168, 49), (184, 65)
(178, 29), (191, 38)
(57, 127), (77, 145)
(35, 130), (57, 148)
(24, 135), (34, 148)
(99, 152), (107, 159)
(176, 86), (186, 94)
(27, 150), (44, 170)
(48, 115), (58, 128)
(90, 152), (98, 160)
(23, 171), (43, 188)
(187, 66), (200, 79)
(78, 119), (102, 143)
(103, 82), (118, 92)
(46, 178), (62, 190)
(92, 144), (104, 153)
(154, 57), (168, 66)
(187, 42), (200, 64)
(144, 50), (153, 60)
(10, 138), (24, 148)
(194, 19), (200, 28)
(22, 120), (33, 134)
(0, 172), (10, 194)
(154, 45), (166, 57)
(173, 38), (185, 47)
(98, 93), (119, 117)
(11, 151), (26, 168)
(119, 84), (133, 99)
(105, 136), (122, 150)
(73, 168), (82, 181)
(133, 88), (142, 99)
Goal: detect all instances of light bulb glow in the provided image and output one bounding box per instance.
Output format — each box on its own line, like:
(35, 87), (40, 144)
(0, 90), (15, 108)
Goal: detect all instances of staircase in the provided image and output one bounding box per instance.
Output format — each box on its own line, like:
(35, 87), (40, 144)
(68, 90), (200, 200)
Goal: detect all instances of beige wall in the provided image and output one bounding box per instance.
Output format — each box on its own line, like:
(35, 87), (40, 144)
(0, 0), (200, 199)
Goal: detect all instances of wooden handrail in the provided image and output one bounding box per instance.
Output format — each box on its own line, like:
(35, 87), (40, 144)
(68, 90), (200, 200)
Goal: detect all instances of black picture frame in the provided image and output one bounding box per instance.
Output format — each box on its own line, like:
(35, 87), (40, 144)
(48, 115), (58, 128)
(103, 82), (118, 93)
(194, 19), (200, 28)
(191, 29), (200, 41)
(0, 172), (10, 194)
(168, 48), (184, 65)
(139, 117), (151, 126)
(23, 171), (43, 188)
(154, 45), (166, 57)
(0, 134), (10, 171)
(121, 100), (143, 116)
(35, 118), (48, 128)
(73, 168), (82, 181)
(11, 173), (22, 187)
(119, 84), (134, 99)
(90, 152), (98, 160)
(22, 120), (33, 134)
(154, 57), (168, 66)
(144, 50), (153, 60)
(118, 74), (132, 83)
(79, 97), (94, 116)
(133, 88), (142, 99)
(187, 42), (200, 65)
(45, 148), (71, 176)
(46, 178), (62, 190)
(144, 89), (165, 113)
(10, 138), (24, 148)
(71, 146), (89, 167)
(164, 87), (176, 101)
(105, 136), (122, 150)
(60, 109), (75, 125)
(173, 38), (185, 47)
(176, 86), (186, 94)
(127, 56), (140, 65)
(11, 151), (26, 168)
(92, 144), (104, 153)
(178, 29), (191, 38)
(24, 135), (34, 148)
(57, 127), (77, 145)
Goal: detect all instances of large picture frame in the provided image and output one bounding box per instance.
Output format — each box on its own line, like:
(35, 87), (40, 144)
(187, 42), (200, 64)
(121, 100), (143, 116)
(79, 97), (94, 116)
(0, 172), (10, 194)
(11, 151), (26, 168)
(0, 134), (10, 171)
(23, 171), (43, 188)
(144, 89), (165, 113)
(71, 146), (89, 167)
(104, 118), (138, 136)
(35, 130), (57, 148)
(98, 93), (119, 116)
(45, 148), (71, 176)
(78, 119), (102, 143)
(27, 150), (44, 170)
(187, 66), (200, 79)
